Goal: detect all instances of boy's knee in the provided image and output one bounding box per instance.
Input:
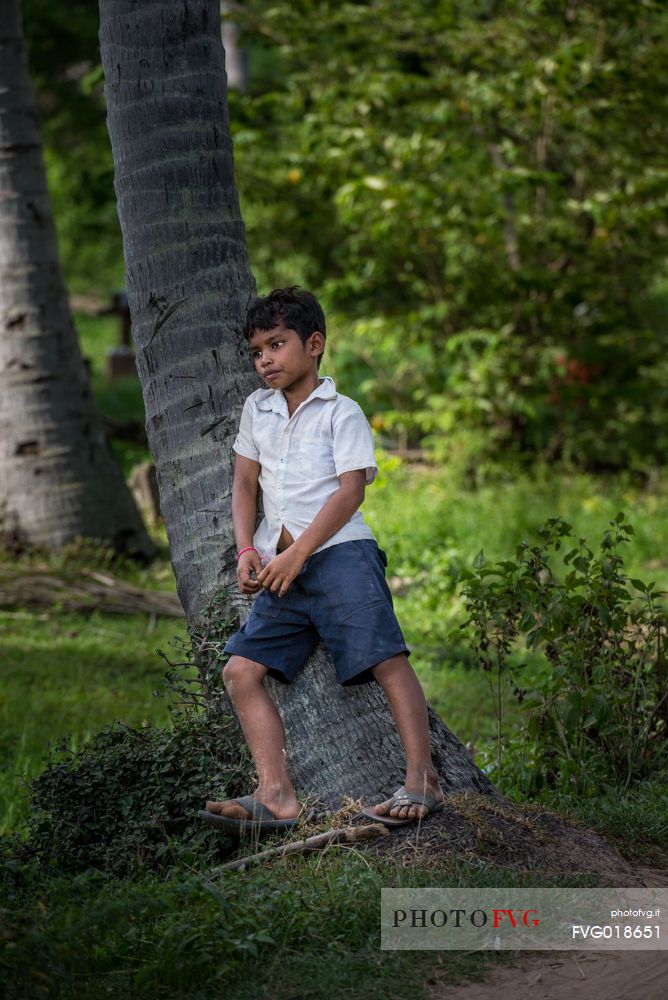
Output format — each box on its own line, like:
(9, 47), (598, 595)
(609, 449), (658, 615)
(222, 655), (266, 694)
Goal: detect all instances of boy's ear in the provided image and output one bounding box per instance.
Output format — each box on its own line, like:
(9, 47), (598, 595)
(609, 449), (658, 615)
(308, 331), (325, 359)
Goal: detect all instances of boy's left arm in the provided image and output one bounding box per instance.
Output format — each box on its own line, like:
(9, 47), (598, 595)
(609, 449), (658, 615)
(256, 470), (366, 597)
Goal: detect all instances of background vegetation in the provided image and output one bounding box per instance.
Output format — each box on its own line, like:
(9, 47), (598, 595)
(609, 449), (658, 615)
(2, 1), (667, 996)
(24, 0), (668, 471)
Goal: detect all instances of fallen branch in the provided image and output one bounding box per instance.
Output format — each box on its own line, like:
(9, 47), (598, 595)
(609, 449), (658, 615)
(0, 570), (183, 617)
(207, 823), (389, 875)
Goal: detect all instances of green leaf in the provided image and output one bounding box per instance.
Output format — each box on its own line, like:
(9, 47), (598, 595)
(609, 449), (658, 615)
(564, 691), (582, 731)
(596, 604), (612, 626)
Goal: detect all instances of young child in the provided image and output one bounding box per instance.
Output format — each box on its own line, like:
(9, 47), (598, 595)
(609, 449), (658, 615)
(200, 287), (444, 831)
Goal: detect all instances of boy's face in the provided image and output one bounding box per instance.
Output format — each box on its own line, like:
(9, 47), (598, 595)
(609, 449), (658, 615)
(249, 323), (324, 392)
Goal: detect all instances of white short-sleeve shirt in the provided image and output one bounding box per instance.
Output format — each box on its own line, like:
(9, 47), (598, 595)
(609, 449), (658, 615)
(233, 376), (378, 561)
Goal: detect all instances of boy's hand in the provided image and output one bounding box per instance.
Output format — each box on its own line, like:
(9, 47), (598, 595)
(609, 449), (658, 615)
(237, 549), (263, 594)
(256, 547), (307, 598)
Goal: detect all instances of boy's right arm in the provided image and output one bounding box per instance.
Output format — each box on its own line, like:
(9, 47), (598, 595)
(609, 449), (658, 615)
(231, 454), (263, 593)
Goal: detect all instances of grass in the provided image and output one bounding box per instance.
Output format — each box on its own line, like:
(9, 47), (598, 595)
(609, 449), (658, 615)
(77, 313), (146, 431)
(1, 851), (582, 1000)
(538, 783), (668, 867)
(366, 456), (668, 585)
(0, 609), (187, 834)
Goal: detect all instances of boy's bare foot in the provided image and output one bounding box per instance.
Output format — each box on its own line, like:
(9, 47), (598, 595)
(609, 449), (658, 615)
(205, 787), (301, 821)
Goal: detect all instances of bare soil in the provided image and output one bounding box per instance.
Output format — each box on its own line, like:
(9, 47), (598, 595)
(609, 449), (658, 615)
(429, 947), (667, 1000)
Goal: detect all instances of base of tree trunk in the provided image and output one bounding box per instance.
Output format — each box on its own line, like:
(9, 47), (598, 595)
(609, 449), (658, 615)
(251, 644), (499, 811)
(203, 655), (500, 811)
(201, 783), (639, 881)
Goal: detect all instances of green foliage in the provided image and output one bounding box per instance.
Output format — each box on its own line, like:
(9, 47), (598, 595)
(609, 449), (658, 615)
(25, 0), (668, 469)
(23, 0), (125, 292)
(3, 453), (668, 994)
(23, 709), (251, 878)
(232, 0), (668, 470)
(458, 512), (668, 795)
(73, 312), (153, 477)
(0, 872), (280, 999)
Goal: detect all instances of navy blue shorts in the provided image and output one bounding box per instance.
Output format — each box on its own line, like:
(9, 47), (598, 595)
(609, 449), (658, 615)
(223, 539), (409, 685)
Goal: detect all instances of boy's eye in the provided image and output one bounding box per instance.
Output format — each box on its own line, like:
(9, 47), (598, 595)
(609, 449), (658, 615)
(272, 340), (283, 349)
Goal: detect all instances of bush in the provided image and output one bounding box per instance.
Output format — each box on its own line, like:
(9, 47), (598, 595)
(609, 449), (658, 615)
(458, 512), (668, 796)
(24, 711), (252, 877)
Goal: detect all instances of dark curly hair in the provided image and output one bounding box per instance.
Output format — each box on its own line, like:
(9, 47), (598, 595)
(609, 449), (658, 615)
(242, 286), (326, 367)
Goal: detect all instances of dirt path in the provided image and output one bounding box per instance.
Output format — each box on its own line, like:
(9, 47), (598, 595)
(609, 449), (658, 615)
(429, 951), (667, 1000)
(429, 868), (667, 1000)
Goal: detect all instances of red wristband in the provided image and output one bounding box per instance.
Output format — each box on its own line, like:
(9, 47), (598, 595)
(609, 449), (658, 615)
(236, 546), (258, 562)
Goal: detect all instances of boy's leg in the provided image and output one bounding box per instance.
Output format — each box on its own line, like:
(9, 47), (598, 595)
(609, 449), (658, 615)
(370, 653), (444, 820)
(206, 655), (301, 821)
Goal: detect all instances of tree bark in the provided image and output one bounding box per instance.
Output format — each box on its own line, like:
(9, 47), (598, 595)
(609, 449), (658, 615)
(99, 0), (258, 616)
(99, 0), (497, 810)
(0, 0), (154, 558)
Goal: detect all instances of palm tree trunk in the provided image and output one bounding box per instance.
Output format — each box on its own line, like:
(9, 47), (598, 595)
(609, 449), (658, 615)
(0, 0), (154, 557)
(99, 0), (496, 808)
(99, 0), (258, 615)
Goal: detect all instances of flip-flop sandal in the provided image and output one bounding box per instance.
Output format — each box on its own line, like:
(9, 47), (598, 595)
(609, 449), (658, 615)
(197, 795), (301, 834)
(361, 785), (445, 828)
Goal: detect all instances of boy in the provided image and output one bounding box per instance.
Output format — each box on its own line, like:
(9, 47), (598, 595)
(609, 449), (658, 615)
(200, 287), (444, 831)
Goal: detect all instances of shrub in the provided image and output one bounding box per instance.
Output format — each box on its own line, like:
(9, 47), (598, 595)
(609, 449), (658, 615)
(458, 512), (668, 795)
(24, 710), (252, 878)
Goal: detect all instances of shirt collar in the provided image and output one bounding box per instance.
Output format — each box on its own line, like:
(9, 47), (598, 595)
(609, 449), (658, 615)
(256, 376), (337, 413)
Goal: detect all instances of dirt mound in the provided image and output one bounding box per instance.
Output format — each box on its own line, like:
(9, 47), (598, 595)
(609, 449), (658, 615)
(362, 795), (634, 877)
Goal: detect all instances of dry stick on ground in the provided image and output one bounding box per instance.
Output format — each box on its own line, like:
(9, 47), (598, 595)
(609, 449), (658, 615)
(207, 823), (390, 875)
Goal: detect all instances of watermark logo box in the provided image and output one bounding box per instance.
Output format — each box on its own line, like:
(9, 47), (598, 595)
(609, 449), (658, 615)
(381, 888), (667, 950)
